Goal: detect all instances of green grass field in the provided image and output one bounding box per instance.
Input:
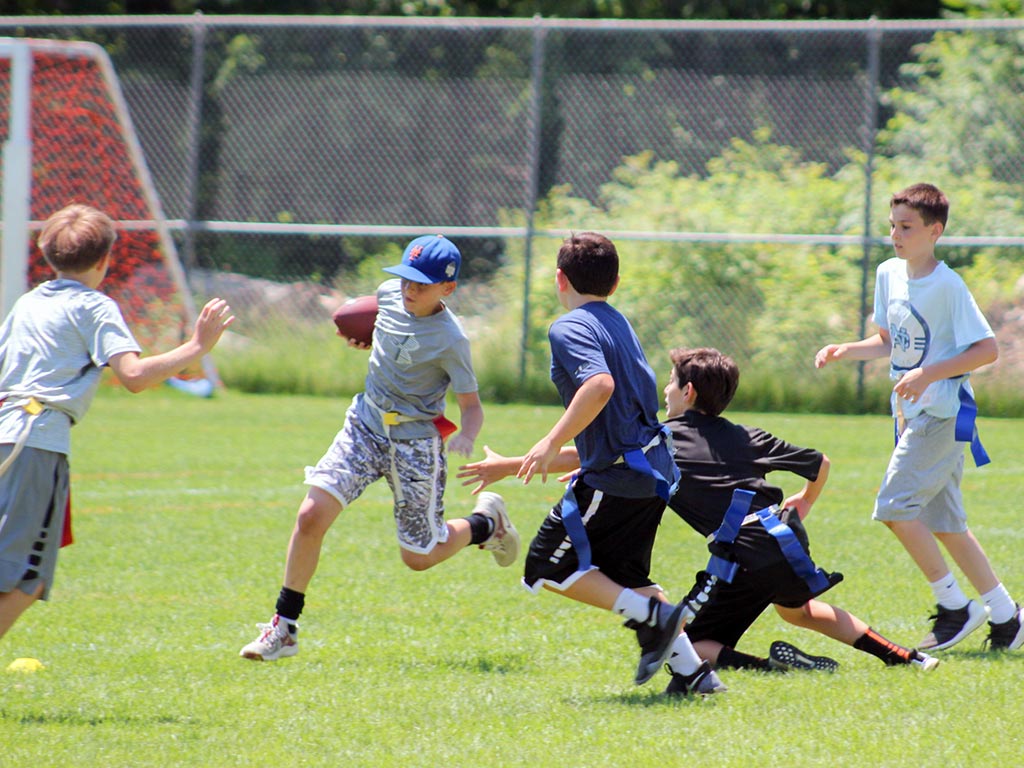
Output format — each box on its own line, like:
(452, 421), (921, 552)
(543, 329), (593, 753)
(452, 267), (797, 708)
(2, 389), (1023, 767)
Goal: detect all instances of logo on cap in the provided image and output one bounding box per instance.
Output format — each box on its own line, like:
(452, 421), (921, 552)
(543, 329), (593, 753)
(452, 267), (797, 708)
(382, 235), (461, 284)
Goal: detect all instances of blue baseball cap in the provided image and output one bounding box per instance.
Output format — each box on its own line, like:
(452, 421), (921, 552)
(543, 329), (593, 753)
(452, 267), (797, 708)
(383, 235), (461, 284)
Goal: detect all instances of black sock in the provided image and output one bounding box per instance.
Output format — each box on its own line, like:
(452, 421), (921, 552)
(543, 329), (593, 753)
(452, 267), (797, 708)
(853, 628), (914, 666)
(717, 646), (772, 671)
(275, 587), (305, 631)
(466, 513), (494, 545)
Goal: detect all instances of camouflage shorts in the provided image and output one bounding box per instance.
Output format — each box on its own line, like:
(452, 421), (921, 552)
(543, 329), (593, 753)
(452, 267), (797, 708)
(304, 408), (448, 553)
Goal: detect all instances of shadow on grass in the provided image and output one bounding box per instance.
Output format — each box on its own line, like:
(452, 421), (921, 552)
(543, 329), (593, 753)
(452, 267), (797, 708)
(579, 688), (724, 708)
(437, 651), (532, 675)
(0, 709), (189, 727)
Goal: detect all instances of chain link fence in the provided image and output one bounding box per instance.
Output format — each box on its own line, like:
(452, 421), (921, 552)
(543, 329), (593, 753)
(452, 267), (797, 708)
(3, 16), (1024, 407)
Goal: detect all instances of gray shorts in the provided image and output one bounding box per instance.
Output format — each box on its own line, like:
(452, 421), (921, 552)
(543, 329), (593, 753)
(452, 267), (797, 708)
(0, 445), (69, 600)
(304, 407), (448, 554)
(872, 413), (967, 533)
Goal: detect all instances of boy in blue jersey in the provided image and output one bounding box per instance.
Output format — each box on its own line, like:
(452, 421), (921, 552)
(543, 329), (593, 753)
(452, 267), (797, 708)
(816, 183), (1023, 652)
(240, 235), (519, 661)
(502, 232), (712, 690)
(0, 204), (234, 643)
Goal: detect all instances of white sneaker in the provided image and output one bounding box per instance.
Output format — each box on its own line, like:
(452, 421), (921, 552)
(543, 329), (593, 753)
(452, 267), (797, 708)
(474, 492), (519, 567)
(911, 650), (940, 671)
(240, 615), (299, 661)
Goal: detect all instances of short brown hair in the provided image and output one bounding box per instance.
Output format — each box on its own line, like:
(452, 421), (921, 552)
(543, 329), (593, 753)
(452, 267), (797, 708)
(556, 232), (618, 297)
(669, 346), (739, 417)
(37, 204), (117, 273)
(889, 183), (949, 229)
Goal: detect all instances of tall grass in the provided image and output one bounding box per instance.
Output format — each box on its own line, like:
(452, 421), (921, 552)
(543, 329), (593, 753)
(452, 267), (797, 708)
(2, 389), (1022, 766)
(212, 321), (1024, 416)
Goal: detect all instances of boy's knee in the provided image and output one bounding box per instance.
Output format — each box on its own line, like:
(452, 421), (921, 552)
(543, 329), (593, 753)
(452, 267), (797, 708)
(775, 603), (810, 625)
(294, 500), (338, 538)
(400, 550), (433, 571)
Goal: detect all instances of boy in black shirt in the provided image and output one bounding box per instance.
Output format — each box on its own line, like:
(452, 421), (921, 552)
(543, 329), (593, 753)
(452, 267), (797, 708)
(660, 347), (937, 686)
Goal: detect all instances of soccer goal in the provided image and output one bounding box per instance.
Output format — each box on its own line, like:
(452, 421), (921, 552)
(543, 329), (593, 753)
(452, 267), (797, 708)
(0, 37), (216, 385)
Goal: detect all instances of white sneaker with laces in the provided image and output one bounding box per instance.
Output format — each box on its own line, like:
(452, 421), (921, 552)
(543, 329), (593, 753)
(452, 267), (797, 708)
(474, 492), (520, 567)
(240, 615), (299, 661)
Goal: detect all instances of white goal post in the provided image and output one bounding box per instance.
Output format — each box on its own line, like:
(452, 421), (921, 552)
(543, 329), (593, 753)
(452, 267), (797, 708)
(0, 37), (216, 384)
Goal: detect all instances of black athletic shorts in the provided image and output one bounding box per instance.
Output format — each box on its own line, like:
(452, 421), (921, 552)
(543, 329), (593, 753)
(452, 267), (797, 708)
(683, 558), (841, 649)
(522, 479), (666, 593)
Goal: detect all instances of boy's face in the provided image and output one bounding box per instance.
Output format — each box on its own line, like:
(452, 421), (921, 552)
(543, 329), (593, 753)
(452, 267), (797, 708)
(889, 203), (942, 262)
(663, 368), (690, 418)
(399, 278), (455, 317)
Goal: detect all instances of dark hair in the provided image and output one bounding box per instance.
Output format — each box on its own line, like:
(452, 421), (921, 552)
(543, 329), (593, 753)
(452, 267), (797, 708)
(37, 204), (117, 273)
(669, 346), (739, 417)
(556, 232), (618, 296)
(889, 183), (949, 229)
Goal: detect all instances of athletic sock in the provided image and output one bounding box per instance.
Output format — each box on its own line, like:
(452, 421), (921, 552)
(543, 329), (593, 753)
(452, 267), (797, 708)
(981, 583), (1016, 624)
(613, 589), (659, 624)
(666, 633), (702, 676)
(716, 646), (771, 671)
(853, 628), (915, 666)
(466, 512), (495, 545)
(930, 573), (970, 611)
(275, 587), (305, 632)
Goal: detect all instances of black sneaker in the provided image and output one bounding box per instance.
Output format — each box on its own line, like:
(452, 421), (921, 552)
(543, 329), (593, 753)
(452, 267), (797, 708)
(768, 641), (839, 673)
(624, 598), (688, 686)
(985, 604), (1024, 651)
(918, 600), (987, 651)
(665, 660), (727, 697)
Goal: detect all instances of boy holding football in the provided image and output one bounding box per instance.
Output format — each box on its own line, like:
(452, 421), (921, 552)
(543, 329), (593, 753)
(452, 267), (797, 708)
(240, 234), (518, 661)
(815, 182), (1023, 652)
(0, 203), (234, 642)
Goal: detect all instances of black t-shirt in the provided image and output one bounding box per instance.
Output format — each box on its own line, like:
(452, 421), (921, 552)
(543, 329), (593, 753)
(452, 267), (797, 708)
(666, 410), (824, 571)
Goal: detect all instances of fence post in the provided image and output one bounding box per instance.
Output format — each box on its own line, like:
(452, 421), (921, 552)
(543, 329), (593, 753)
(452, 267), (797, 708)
(182, 11), (207, 271)
(857, 17), (882, 406)
(520, 15), (547, 387)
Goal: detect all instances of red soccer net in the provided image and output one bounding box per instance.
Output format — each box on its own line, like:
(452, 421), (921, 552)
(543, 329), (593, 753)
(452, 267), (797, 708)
(0, 40), (202, 374)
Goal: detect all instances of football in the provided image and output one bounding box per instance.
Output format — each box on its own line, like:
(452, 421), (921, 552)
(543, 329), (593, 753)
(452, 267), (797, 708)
(332, 294), (378, 346)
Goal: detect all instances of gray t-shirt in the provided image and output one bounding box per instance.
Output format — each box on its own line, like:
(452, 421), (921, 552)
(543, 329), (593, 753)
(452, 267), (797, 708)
(355, 279), (477, 439)
(0, 279), (141, 455)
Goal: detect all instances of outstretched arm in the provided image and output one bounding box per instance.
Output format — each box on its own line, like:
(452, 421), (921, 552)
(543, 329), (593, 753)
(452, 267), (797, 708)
(457, 445), (581, 494)
(814, 328), (892, 369)
(517, 373), (613, 484)
(108, 298), (234, 393)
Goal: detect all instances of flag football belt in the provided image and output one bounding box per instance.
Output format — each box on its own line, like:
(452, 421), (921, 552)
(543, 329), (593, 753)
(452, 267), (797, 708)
(362, 394), (458, 511)
(893, 378), (989, 467)
(0, 395), (75, 548)
(954, 380), (989, 467)
(705, 488), (831, 593)
(560, 425), (680, 573)
(0, 395), (46, 479)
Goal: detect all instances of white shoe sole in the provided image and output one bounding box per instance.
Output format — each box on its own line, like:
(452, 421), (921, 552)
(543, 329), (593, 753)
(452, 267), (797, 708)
(920, 601), (988, 651)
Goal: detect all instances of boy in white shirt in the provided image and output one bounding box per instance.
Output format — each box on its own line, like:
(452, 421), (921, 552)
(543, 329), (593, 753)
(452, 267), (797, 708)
(815, 182), (1022, 652)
